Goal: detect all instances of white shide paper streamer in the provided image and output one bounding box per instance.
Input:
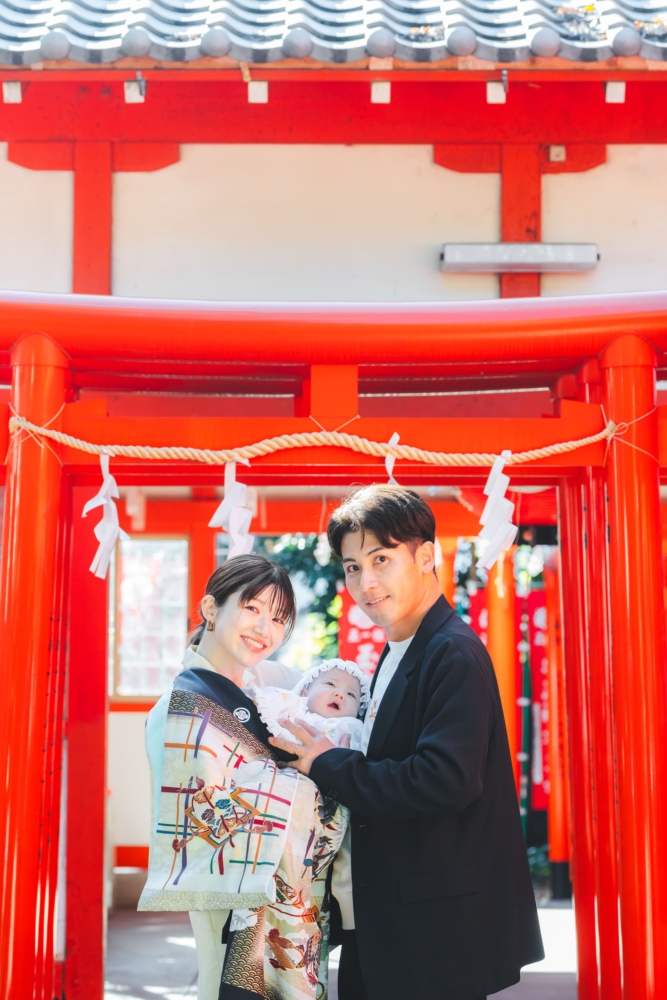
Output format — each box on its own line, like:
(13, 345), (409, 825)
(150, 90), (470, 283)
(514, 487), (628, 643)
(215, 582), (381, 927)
(477, 450), (518, 571)
(385, 432), (400, 484)
(82, 454), (130, 579)
(208, 462), (255, 559)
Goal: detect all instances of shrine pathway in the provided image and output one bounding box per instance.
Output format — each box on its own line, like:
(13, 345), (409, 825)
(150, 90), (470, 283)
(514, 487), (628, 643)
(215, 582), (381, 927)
(105, 906), (576, 1000)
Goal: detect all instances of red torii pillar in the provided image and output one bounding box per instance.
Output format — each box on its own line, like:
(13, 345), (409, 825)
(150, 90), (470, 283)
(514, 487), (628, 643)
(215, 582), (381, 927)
(559, 467), (599, 1000)
(486, 550), (518, 786)
(577, 360), (622, 1000)
(601, 335), (667, 1000)
(543, 553), (570, 892)
(0, 333), (70, 1000)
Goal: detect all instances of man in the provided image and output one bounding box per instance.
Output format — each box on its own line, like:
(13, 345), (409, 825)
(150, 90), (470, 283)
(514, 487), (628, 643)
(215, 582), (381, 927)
(269, 485), (543, 1000)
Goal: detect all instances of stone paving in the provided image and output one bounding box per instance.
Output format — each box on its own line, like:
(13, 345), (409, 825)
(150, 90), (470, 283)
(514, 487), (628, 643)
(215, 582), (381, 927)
(105, 910), (576, 1000)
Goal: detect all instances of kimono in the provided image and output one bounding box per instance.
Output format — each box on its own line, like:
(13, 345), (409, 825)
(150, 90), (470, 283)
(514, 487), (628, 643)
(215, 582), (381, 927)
(139, 648), (348, 1000)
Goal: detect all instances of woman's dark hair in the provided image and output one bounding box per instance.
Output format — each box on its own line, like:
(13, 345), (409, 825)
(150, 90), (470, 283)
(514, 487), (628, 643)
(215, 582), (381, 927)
(191, 554), (296, 646)
(327, 484), (436, 559)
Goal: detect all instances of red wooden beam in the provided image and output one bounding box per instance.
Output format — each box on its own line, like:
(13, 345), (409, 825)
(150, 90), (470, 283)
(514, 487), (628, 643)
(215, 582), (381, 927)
(0, 69), (662, 83)
(7, 140), (74, 169)
(434, 143), (605, 177)
(7, 140), (179, 173)
(0, 80), (666, 145)
(118, 496), (483, 541)
(0, 290), (667, 365)
(111, 142), (180, 171)
(52, 406), (608, 467)
(4, 400), (667, 481)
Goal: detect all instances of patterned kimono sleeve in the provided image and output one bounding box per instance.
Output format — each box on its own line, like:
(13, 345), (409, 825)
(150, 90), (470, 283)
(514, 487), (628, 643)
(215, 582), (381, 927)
(139, 686), (300, 912)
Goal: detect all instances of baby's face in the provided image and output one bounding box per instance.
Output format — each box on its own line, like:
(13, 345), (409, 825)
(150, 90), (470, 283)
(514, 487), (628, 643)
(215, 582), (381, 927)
(306, 668), (362, 719)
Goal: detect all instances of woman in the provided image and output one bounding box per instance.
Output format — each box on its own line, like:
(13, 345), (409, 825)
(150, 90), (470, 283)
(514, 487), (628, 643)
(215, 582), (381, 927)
(139, 555), (346, 1000)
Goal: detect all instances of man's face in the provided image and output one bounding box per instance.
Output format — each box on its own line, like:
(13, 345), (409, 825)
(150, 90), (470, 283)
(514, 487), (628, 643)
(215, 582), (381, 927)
(341, 530), (436, 631)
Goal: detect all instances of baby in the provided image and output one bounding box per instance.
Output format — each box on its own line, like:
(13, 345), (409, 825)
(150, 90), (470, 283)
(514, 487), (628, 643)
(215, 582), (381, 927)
(245, 659), (370, 751)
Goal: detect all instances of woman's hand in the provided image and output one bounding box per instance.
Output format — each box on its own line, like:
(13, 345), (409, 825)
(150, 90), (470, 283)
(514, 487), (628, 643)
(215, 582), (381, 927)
(269, 717), (349, 775)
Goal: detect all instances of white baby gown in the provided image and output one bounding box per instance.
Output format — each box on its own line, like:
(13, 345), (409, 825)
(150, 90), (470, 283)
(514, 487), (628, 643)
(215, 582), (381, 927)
(244, 658), (369, 751)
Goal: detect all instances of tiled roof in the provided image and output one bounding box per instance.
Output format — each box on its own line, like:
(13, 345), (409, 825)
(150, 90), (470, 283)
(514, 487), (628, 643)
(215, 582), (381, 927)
(0, 0), (665, 66)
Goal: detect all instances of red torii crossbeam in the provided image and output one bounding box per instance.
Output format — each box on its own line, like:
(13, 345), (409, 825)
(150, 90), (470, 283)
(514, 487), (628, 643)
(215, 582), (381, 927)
(0, 290), (666, 1000)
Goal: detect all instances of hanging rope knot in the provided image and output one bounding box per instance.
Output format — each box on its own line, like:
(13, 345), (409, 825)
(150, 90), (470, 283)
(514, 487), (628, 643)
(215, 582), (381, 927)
(6, 409), (65, 466)
(600, 407), (658, 464)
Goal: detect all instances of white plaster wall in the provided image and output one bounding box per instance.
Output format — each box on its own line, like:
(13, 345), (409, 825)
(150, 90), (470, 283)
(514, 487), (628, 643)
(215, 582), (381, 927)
(0, 144), (72, 293)
(542, 145), (667, 297)
(113, 144), (499, 301)
(1, 142), (666, 302)
(108, 712), (151, 847)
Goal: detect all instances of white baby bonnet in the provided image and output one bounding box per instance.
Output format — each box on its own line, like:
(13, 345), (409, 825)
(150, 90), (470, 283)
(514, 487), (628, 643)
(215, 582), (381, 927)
(293, 658), (371, 715)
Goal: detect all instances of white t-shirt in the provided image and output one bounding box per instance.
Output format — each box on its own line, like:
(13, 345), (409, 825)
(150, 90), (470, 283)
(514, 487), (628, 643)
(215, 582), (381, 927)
(360, 635), (415, 754)
(333, 634), (414, 929)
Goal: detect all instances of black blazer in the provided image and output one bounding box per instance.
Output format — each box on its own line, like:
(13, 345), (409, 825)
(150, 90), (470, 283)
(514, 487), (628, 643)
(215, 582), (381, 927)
(310, 596), (544, 1000)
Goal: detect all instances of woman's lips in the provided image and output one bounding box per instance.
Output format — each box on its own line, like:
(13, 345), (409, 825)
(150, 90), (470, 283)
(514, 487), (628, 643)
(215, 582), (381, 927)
(241, 635), (266, 652)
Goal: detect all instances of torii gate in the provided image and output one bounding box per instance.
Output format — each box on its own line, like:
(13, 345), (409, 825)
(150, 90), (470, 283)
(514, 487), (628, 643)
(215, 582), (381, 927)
(0, 289), (666, 1000)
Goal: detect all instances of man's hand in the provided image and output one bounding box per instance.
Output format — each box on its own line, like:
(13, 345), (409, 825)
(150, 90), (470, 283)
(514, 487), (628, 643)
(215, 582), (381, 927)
(269, 717), (349, 775)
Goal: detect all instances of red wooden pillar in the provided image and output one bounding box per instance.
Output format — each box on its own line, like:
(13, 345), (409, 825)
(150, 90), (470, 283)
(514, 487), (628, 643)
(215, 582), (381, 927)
(577, 359), (622, 1000)
(500, 144), (541, 299)
(65, 487), (109, 1000)
(600, 335), (667, 1000)
(191, 514), (217, 628)
(436, 536), (457, 605)
(73, 142), (112, 294)
(543, 554), (570, 882)
(486, 550), (518, 787)
(559, 475), (599, 1000)
(0, 333), (70, 1000)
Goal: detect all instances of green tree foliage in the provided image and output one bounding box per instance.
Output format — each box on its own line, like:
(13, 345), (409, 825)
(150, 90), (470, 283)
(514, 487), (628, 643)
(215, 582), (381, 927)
(255, 533), (345, 661)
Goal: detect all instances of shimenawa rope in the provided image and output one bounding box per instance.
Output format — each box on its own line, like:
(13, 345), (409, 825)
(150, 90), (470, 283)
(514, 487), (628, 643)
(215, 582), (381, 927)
(8, 414), (618, 468)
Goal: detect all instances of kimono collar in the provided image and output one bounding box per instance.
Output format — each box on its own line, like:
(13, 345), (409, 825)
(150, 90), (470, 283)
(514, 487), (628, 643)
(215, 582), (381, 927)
(182, 645), (254, 686)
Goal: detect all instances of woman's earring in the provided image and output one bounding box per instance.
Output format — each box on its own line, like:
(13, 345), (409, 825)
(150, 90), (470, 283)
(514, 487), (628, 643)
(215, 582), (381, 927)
(206, 619), (215, 632)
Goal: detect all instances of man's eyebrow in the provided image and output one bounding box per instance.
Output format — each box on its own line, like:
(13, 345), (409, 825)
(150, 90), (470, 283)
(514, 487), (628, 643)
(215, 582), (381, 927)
(342, 545), (384, 562)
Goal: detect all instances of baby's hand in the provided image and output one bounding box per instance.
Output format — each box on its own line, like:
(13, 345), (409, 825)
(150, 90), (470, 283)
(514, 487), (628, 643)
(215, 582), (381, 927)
(339, 732), (351, 749)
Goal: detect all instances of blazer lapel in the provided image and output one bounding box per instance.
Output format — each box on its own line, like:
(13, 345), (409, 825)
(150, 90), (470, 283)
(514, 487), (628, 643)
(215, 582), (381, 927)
(366, 596), (455, 760)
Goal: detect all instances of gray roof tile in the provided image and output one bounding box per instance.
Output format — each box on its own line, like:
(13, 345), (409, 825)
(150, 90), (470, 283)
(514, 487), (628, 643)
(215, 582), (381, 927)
(0, 0), (664, 63)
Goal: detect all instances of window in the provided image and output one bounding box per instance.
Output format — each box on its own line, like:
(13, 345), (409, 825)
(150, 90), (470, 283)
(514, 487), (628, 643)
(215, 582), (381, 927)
(109, 537), (189, 700)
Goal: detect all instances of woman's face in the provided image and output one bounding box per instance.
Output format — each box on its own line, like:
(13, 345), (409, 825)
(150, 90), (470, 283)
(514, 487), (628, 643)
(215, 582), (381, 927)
(204, 587), (287, 668)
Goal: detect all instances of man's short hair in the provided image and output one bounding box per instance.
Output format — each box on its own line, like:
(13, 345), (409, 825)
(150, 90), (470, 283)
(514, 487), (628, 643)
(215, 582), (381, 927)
(327, 484), (436, 559)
